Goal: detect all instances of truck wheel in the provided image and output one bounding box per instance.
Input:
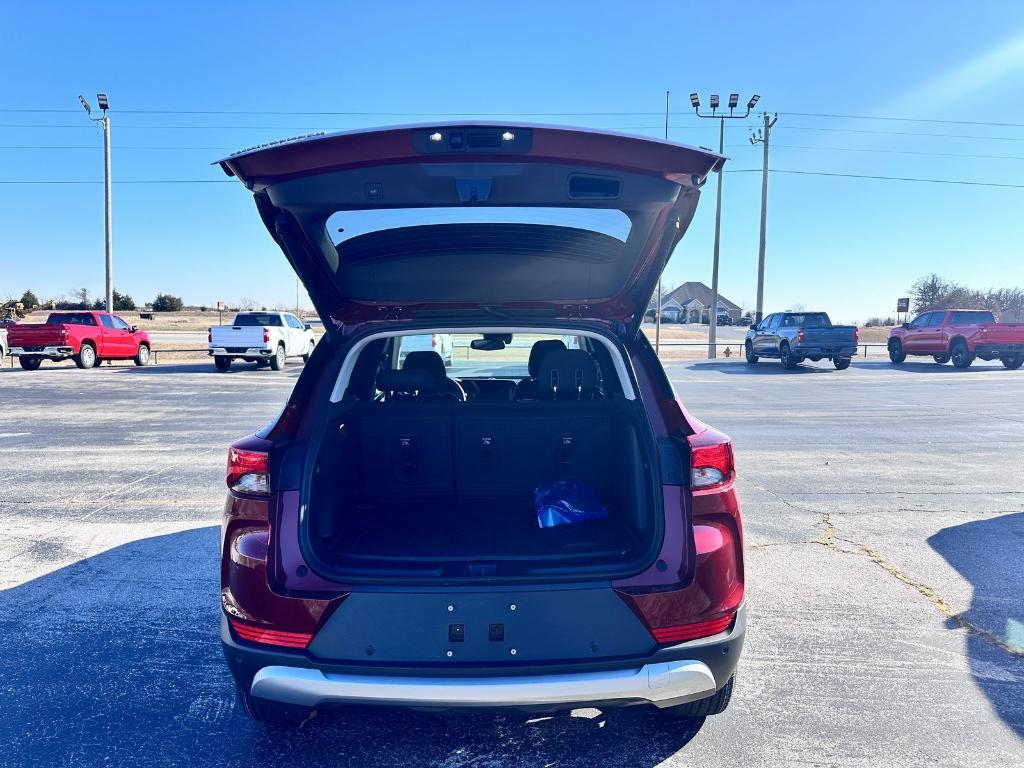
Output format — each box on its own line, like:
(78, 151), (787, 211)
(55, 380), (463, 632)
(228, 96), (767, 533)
(235, 684), (312, 726)
(950, 341), (974, 369)
(933, 354), (950, 365)
(780, 343), (799, 370)
(214, 356), (232, 372)
(75, 343), (96, 369)
(833, 356), (852, 370)
(302, 340), (315, 363)
(744, 341), (758, 364)
(1001, 353), (1024, 370)
(660, 675), (735, 719)
(888, 339), (906, 364)
(134, 344), (151, 366)
(269, 343), (286, 371)
(18, 356), (42, 370)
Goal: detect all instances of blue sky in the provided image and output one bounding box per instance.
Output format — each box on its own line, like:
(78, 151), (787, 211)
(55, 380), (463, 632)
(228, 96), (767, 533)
(2, 1), (1024, 323)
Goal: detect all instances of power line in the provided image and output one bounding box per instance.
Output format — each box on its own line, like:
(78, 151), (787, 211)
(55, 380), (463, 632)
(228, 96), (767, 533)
(0, 179), (233, 184)
(4, 106), (1024, 130)
(747, 143), (1024, 162)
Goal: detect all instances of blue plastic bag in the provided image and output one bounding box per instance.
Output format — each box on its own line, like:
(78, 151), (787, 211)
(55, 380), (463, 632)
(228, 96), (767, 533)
(535, 480), (608, 529)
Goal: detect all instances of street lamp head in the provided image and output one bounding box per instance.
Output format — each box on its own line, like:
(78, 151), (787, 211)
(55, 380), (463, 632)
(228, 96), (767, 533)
(747, 94), (760, 109)
(728, 93), (739, 109)
(709, 94), (720, 110)
(96, 93), (109, 111)
(689, 92), (700, 108)
(78, 95), (92, 116)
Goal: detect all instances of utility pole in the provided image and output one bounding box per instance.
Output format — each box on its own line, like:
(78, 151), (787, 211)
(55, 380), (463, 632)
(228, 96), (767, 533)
(692, 93), (760, 357)
(80, 93), (113, 313)
(655, 90), (669, 356)
(750, 111), (778, 325)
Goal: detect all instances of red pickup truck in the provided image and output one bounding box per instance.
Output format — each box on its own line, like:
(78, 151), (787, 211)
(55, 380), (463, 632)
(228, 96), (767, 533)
(888, 309), (1024, 369)
(6, 311), (152, 370)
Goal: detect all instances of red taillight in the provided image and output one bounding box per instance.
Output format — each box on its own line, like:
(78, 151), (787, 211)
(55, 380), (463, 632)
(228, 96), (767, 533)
(262, 327), (270, 343)
(796, 327), (805, 344)
(228, 617), (312, 649)
(207, 328), (212, 343)
(854, 327), (860, 343)
(688, 430), (735, 490)
(227, 446), (269, 495)
(651, 611), (736, 644)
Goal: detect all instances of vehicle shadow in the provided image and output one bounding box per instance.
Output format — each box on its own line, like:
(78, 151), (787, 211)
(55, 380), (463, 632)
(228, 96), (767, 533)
(0, 527), (703, 767)
(112, 362), (300, 376)
(678, 360), (834, 375)
(854, 360), (1006, 373)
(928, 512), (1024, 738)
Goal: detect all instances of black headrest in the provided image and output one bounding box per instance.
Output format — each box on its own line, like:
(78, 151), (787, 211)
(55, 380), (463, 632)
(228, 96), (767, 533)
(528, 339), (568, 377)
(537, 349), (598, 400)
(402, 351), (446, 385)
(377, 368), (436, 396)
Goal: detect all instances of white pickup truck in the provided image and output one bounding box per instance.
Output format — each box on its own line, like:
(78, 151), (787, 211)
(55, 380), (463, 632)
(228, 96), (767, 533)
(208, 311), (317, 372)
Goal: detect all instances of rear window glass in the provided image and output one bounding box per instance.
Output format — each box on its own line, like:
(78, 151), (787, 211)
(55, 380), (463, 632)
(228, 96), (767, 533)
(950, 311), (995, 324)
(394, 333), (581, 378)
(781, 313), (830, 327)
(232, 313), (283, 327)
(47, 313), (96, 326)
(327, 207), (632, 246)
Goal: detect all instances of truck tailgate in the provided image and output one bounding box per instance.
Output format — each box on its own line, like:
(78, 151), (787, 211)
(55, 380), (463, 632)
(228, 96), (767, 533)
(7, 325), (66, 346)
(803, 327), (857, 347)
(979, 324), (1024, 343)
(210, 326), (266, 348)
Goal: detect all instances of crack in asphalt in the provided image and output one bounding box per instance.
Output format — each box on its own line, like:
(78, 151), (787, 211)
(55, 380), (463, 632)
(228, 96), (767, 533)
(745, 478), (1024, 661)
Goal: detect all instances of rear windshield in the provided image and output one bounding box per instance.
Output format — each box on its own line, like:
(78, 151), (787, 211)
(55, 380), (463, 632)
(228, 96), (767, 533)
(394, 333), (581, 378)
(47, 313), (96, 326)
(950, 311), (995, 324)
(232, 313), (283, 327)
(781, 313), (831, 328)
(327, 207), (632, 246)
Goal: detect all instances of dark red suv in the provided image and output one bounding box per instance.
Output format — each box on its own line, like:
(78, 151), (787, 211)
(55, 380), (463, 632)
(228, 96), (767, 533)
(217, 124), (745, 724)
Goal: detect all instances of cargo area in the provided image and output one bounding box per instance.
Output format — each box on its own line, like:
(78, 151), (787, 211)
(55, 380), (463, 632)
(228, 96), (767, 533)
(302, 335), (661, 581)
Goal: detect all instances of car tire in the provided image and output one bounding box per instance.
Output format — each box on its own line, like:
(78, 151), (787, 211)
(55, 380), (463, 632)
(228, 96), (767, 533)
(1000, 353), (1024, 370)
(744, 341), (758, 364)
(74, 343), (96, 369)
(134, 344), (151, 367)
(888, 339), (906, 364)
(18, 356), (42, 370)
(269, 343), (286, 371)
(833, 356), (852, 370)
(302, 340), (315, 363)
(660, 675), (735, 719)
(214, 356), (232, 372)
(235, 684), (313, 726)
(932, 354), (950, 365)
(780, 343), (799, 370)
(950, 340), (974, 369)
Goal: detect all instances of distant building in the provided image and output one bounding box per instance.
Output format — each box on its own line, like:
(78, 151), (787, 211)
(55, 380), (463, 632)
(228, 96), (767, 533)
(648, 282), (742, 323)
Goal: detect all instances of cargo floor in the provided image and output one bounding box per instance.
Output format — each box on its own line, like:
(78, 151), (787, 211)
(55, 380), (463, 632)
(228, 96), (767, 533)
(327, 497), (637, 563)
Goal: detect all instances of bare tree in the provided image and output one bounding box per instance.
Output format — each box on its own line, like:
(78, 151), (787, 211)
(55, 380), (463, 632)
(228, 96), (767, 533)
(237, 297), (258, 310)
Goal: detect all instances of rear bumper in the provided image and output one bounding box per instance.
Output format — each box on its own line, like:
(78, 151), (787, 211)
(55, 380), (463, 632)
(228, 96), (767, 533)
(793, 344), (857, 357)
(221, 604), (745, 712)
(975, 343), (1024, 358)
(209, 347), (273, 357)
(8, 345), (73, 357)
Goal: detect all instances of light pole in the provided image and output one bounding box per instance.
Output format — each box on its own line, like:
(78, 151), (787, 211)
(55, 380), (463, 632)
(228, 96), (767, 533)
(691, 92), (759, 358)
(750, 110), (778, 325)
(79, 93), (113, 313)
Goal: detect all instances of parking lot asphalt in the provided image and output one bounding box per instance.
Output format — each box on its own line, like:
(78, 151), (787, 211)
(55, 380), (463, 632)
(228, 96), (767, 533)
(0, 356), (1021, 767)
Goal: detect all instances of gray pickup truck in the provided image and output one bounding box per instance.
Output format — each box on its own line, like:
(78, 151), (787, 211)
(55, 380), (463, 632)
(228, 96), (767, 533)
(745, 311), (858, 370)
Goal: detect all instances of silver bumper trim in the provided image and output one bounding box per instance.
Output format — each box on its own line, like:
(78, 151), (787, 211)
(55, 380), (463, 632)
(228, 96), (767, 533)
(250, 660), (717, 710)
(9, 346), (71, 356)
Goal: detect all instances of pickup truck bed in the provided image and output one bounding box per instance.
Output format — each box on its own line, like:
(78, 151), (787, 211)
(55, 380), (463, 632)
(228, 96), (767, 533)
(746, 311), (858, 370)
(888, 309), (1024, 369)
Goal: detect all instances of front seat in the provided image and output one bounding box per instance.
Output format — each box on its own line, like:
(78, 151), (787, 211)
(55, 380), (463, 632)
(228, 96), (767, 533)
(402, 351), (466, 401)
(513, 339), (567, 400)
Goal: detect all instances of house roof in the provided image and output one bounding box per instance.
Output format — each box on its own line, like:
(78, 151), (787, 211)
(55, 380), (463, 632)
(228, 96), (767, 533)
(656, 282), (740, 311)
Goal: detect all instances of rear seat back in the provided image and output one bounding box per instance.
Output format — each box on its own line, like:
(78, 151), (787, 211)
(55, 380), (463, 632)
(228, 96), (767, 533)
(454, 401), (614, 497)
(355, 400), (455, 498)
